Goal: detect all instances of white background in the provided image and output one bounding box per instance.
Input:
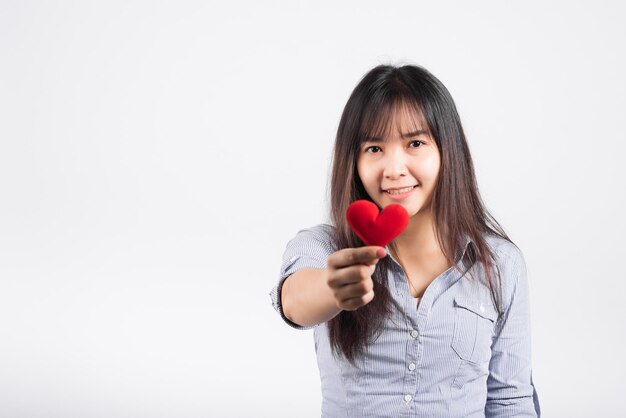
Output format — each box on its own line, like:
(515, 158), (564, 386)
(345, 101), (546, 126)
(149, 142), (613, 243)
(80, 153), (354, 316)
(1, 1), (625, 417)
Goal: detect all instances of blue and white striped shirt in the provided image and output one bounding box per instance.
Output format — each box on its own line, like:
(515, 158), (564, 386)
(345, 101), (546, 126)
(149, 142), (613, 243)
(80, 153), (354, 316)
(270, 224), (540, 417)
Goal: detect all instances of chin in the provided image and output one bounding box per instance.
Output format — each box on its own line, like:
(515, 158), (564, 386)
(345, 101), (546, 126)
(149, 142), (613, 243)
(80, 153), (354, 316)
(403, 202), (425, 217)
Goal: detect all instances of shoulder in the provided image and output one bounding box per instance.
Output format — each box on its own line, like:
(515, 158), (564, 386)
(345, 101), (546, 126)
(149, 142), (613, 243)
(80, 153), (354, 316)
(483, 233), (525, 268)
(483, 233), (529, 311)
(286, 223), (337, 252)
(293, 223), (336, 241)
(304, 223), (336, 238)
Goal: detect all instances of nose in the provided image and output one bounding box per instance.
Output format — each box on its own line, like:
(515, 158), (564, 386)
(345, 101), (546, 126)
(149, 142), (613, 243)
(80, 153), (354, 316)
(383, 148), (408, 179)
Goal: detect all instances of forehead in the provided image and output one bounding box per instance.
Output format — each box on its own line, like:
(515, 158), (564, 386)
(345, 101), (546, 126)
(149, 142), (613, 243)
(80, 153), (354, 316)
(360, 99), (430, 141)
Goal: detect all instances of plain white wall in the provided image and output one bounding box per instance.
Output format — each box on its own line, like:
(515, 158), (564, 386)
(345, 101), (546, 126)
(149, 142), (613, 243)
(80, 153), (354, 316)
(1, 1), (625, 417)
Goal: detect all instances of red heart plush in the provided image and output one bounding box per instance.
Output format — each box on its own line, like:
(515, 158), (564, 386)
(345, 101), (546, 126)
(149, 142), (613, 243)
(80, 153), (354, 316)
(346, 200), (409, 247)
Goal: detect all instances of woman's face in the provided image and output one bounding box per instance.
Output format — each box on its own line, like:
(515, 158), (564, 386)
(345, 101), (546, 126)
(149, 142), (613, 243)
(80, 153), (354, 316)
(356, 107), (441, 218)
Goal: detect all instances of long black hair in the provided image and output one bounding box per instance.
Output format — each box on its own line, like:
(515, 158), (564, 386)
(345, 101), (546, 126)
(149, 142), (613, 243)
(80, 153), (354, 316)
(326, 64), (512, 366)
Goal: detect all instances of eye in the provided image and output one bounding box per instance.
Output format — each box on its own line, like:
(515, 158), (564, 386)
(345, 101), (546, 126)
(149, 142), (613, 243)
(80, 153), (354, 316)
(409, 140), (424, 148)
(365, 145), (382, 153)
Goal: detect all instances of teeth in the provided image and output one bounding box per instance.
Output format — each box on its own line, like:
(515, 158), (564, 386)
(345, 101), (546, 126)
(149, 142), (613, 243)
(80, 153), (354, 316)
(386, 186), (415, 195)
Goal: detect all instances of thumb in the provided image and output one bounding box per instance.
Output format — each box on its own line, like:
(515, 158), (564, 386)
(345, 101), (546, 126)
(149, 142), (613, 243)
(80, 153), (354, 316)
(363, 246), (386, 266)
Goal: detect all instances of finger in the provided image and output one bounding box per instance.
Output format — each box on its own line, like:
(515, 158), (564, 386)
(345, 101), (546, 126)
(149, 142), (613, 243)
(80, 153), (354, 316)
(327, 264), (375, 288)
(328, 246), (386, 269)
(335, 277), (374, 300)
(340, 289), (375, 311)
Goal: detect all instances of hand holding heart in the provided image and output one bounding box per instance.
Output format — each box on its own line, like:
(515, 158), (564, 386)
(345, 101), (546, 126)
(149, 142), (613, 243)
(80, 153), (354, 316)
(325, 246), (387, 311)
(324, 200), (410, 311)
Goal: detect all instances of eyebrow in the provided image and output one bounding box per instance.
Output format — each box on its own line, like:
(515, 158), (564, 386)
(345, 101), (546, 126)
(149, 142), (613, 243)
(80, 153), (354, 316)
(364, 129), (429, 142)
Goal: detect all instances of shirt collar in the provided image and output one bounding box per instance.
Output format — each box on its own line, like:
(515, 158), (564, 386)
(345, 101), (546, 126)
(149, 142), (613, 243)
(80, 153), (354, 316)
(455, 233), (473, 264)
(384, 233), (473, 265)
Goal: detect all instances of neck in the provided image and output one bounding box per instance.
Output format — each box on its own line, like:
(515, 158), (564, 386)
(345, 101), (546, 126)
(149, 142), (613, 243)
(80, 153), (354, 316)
(393, 207), (442, 257)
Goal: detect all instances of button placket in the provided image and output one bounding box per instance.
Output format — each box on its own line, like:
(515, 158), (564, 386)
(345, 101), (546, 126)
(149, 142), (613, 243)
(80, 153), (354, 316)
(403, 313), (420, 411)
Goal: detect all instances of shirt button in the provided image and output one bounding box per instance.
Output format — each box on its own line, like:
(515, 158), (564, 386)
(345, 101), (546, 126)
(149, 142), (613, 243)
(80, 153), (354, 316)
(408, 362), (416, 371)
(404, 394), (412, 402)
(410, 330), (419, 338)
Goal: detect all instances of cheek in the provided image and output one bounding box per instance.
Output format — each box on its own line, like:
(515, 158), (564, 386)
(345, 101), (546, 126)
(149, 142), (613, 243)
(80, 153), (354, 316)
(416, 154), (440, 179)
(356, 160), (373, 185)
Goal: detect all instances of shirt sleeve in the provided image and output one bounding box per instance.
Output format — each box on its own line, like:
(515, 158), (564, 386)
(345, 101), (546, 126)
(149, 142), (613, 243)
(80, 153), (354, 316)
(269, 224), (335, 330)
(485, 248), (541, 417)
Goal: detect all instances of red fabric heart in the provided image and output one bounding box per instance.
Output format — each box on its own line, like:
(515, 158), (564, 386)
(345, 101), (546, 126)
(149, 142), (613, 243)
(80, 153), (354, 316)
(346, 200), (409, 247)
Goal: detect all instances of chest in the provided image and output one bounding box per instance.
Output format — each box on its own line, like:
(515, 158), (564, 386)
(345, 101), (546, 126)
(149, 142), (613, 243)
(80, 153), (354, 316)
(401, 257), (453, 298)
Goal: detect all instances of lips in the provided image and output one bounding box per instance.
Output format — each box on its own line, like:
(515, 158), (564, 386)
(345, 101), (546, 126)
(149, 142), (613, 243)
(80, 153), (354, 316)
(384, 185), (417, 194)
(382, 185), (418, 201)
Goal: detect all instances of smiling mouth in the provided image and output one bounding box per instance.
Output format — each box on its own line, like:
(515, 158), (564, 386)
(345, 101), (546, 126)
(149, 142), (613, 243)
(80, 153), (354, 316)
(384, 185), (418, 195)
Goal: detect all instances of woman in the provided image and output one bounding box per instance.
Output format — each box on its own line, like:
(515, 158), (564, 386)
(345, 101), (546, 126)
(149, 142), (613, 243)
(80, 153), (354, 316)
(270, 64), (540, 417)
